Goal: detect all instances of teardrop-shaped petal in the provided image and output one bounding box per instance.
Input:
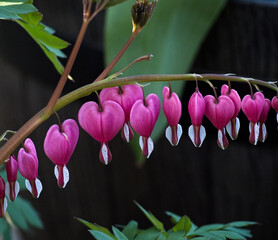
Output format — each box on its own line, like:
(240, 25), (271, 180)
(259, 123), (267, 143)
(5, 181), (20, 202)
(26, 178), (43, 198)
(226, 117), (240, 140)
(54, 165), (70, 188)
(188, 90), (206, 126)
(0, 197), (7, 218)
(188, 125), (206, 147)
(18, 138), (38, 180)
(6, 155), (18, 182)
(217, 128), (229, 150)
(79, 100), (125, 143)
(121, 122), (134, 143)
(100, 85), (143, 122)
(221, 84), (241, 118)
(162, 86), (182, 126)
(249, 122), (260, 145)
(271, 96), (278, 114)
(99, 143), (112, 165)
(204, 95), (235, 130)
(165, 124), (183, 146)
(130, 94), (160, 137)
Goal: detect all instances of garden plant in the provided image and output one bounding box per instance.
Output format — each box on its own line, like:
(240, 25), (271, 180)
(0, 0), (277, 239)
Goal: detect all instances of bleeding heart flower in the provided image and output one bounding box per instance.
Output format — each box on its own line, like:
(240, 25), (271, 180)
(18, 138), (43, 198)
(162, 86), (182, 146)
(271, 96), (278, 123)
(242, 92), (265, 145)
(258, 98), (271, 142)
(44, 119), (79, 188)
(204, 95), (235, 150)
(130, 93), (160, 158)
(5, 155), (20, 201)
(78, 100), (125, 165)
(221, 84), (241, 140)
(100, 85), (143, 142)
(188, 89), (206, 147)
(0, 177), (7, 218)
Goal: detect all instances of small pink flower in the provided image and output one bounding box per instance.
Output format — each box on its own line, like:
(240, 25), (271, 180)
(18, 138), (43, 198)
(44, 119), (79, 188)
(204, 95), (235, 150)
(258, 98), (271, 142)
(0, 177), (7, 218)
(221, 84), (241, 140)
(162, 86), (182, 146)
(242, 92), (265, 145)
(271, 96), (278, 123)
(130, 93), (160, 158)
(78, 100), (125, 165)
(99, 85), (143, 142)
(5, 155), (20, 201)
(188, 89), (206, 147)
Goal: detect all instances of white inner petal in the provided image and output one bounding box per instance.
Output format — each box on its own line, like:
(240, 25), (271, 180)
(218, 130), (224, 150)
(176, 124), (183, 145)
(3, 198), (7, 214)
(277, 113), (278, 123)
(63, 166), (70, 188)
(25, 179), (32, 195)
(5, 182), (10, 201)
(139, 136), (143, 151)
(147, 137), (154, 158)
(188, 125), (196, 147)
(35, 178), (43, 198)
(165, 126), (173, 146)
(226, 121), (233, 140)
(199, 125), (206, 147)
(249, 122), (251, 134)
(261, 123), (267, 142)
(15, 181), (20, 199)
(123, 123), (130, 142)
(54, 165), (59, 180)
(236, 117), (240, 135)
(101, 144), (109, 165)
(254, 122), (260, 145)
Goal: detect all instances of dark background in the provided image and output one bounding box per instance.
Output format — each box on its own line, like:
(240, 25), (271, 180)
(1, 1), (278, 239)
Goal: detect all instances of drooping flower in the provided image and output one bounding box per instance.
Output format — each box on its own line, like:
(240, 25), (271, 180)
(242, 92), (265, 145)
(18, 138), (43, 198)
(221, 84), (242, 140)
(44, 119), (79, 188)
(78, 100), (125, 165)
(204, 95), (235, 150)
(271, 96), (278, 123)
(5, 155), (20, 201)
(99, 85), (143, 142)
(162, 86), (182, 146)
(0, 177), (7, 218)
(188, 89), (206, 147)
(258, 98), (271, 142)
(130, 93), (160, 158)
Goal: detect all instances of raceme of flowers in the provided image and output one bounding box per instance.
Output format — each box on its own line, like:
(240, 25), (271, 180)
(1, 83), (278, 217)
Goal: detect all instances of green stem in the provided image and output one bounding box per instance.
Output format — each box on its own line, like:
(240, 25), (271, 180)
(0, 73), (277, 165)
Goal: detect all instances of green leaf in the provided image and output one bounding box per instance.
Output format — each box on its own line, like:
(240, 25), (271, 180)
(224, 227), (252, 238)
(199, 232), (225, 240)
(0, 218), (9, 234)
(165, 211), (181, 224)
(167, 231), (186, 240)
(227, 221), (258, 228)
(14, 196), (43, 229)
(195, 224), (225, 233)
(122, 220), (138, 239)
(134, 202), (165, 233)
(190, 237), (210, 240)
(76, 218), (117, 239)
(89, 230), (116, 240)
(106, 0), (129, 7)
(209, 230), (246, 240)
(0, 1), (37, 20)
(105, 0), (227, 161)
(112, 226), (129, 240)
(172, 216), (192, 235)
(134, 227), (161, 240)
(7, 201), (28, 230)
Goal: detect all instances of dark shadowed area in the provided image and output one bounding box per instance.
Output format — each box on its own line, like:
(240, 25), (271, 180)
(0, 1), (278, 240)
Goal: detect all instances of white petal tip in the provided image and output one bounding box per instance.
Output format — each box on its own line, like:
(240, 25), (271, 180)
(218, 130), (225, 150)
(165, 126), (173, 146)
(188, 125), (196, 147)
(147, 137), (154, 158)
(63, 166), (70, 188)
(123, 123), (130, 143)
(101, 144), (109, 165)
(35, 178), (43, 198)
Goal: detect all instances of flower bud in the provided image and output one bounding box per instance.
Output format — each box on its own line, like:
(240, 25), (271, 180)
(0, 177), (7, 218)
(5, 155), (20, 201)
(258, 98), (271, 142)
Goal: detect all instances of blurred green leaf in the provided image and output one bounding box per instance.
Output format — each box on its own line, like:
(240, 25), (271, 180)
(89, 230), (116, 240)
(167, 231), (187, 240)
(227, 221), (258, 228)
(122, 220), (138, 239)
(0, 0), (37, 20)
(209, 230), (246, 240)
(76, 218), (117, 239)
(106, 0), (129, 7)
(0, 218), (9, 234)
(105, 0), (227, 161)
(224, 227), (252, 238)
(172, 215), (192, 235)
(112, 226), (129, 240)
(194, 224), (225, 233)
(135, 202), (165, 233)
(165, 211), (181, 224)
(134, 227), (161, 240)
